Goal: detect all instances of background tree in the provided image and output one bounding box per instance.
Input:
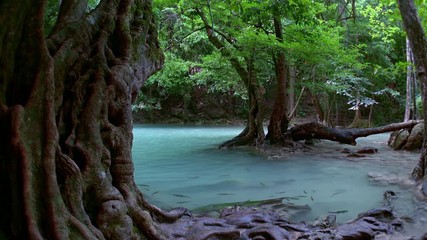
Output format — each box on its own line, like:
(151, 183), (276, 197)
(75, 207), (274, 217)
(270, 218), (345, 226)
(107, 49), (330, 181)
(191, 0), (272, 147)
(134, 1), (247, 123)
(404, 38), (417, 122)
(145, 0), (410, 146)
(0, 0), (185, 239)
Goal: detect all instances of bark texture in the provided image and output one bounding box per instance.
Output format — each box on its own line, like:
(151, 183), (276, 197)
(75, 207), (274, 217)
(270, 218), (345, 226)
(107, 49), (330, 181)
(405, 38), (416, 122)
(398, 0), (427, 180)
(266, 16), (290, 145)
(288, 121), (421, 145)
(0, 0), (186, 239)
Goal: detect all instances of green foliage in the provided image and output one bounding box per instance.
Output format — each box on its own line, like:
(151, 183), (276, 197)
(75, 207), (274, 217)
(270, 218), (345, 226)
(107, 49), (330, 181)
(416, 94), (423, 115)
(360, 2), (402, 44)
(196, 52), (246, 97)
(132, 94), (161, 112)
(136, 0), (411, 124)
(87, 0), (101, 11)
(134, 0), (246, 113)
(44, 0), (59, 35)
(146, 52), (194, 96)
(314, 0), (406, 117)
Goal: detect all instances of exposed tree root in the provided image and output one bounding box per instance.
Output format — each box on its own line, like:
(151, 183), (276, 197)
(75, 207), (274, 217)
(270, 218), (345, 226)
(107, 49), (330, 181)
(218, 126), (257, 148)
(220, 121), (421, 149)
(218, 135), (256, 149)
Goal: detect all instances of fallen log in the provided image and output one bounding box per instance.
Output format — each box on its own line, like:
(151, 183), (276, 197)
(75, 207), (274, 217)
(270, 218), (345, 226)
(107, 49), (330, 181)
(287, 120), (421, 145)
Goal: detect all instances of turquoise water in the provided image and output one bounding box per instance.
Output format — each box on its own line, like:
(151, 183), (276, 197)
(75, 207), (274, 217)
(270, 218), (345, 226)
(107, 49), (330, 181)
(132, 125), (427, 234)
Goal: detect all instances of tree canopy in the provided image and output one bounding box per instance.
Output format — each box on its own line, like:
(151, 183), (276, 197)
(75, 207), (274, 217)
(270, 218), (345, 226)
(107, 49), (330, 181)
(135, 0), (413, 130)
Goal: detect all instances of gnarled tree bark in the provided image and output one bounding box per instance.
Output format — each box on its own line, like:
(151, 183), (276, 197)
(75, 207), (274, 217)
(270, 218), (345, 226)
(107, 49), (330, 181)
(0, 0), (187, 239)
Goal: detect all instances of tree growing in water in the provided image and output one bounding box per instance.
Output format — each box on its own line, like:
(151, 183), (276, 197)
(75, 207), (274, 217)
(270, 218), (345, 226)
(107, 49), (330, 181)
(0, 0), (186, 238)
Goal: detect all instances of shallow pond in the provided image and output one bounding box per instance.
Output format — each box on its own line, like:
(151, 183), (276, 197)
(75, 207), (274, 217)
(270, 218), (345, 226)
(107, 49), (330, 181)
(132, 125), (427, 236)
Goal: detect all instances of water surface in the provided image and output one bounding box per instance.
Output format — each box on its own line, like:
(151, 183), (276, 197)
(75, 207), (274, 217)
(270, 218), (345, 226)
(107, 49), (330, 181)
(132, 124), (427, 235)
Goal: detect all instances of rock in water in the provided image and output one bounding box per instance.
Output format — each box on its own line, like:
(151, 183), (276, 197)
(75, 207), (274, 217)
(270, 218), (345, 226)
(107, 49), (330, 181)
(314, 214), (336, 228)
(388, 131), (398, 146)
(403, 122), (424, 150)
(356, 147), (378, 154)
(391, 130), (409, 150)
(336, 217), (393, 239)
(241, 225), (291, 240)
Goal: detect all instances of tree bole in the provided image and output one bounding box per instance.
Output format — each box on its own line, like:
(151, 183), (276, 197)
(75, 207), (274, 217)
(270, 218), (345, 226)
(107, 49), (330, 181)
(0, 0), (184, 239)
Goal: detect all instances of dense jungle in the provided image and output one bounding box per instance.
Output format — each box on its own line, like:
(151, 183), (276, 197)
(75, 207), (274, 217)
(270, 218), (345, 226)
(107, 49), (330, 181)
(1, 0), (427, 239)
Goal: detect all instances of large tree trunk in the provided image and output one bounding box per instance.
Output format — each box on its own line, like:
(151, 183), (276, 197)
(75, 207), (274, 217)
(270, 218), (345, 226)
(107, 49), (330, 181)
(398, 0), (427, 181)
(266, 16), (290, 145)
(218, 57), (266, 148)
(0, 0), (186, 239)
(288, 121), (421, 145)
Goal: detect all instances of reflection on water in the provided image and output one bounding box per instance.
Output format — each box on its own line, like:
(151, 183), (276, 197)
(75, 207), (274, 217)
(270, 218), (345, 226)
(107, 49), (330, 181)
(132, 124), (426, 236)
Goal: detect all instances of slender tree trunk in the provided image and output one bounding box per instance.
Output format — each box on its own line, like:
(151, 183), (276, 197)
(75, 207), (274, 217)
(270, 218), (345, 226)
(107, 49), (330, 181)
(249, 58), (266, 145)
(350, 108), (362, 127)
(307, 88), (325, 123)
(368, 104), (374, 127)
(219, 57), (265, 148)
(287, 87), (305, 121)
(196, 9), (265, 148)
(288, 65), (297, 117)
(413, 69), (418, 119)
(405, 38), (415, 122)
(325, 95), (335, 127)
(349, 100), (362, 128)
(398, 0), (427, 181)
(0, 1), (187, 239)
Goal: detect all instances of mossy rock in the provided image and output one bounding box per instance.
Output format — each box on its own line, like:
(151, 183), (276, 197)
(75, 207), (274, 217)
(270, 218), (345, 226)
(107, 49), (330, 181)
(391, 130), (409, 150)
(402, 122), (423, 151)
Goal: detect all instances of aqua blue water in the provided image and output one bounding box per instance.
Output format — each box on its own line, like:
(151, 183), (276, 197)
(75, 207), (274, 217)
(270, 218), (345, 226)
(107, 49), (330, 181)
(132, 125), (427, 235)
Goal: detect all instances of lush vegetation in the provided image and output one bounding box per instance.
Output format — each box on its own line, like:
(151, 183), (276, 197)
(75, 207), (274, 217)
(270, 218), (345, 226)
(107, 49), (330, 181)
(133, 0), (425, 127)
(2, 0), (427, 238)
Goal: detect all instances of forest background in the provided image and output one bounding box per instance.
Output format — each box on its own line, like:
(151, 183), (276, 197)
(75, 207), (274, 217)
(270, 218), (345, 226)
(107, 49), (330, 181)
(132, 0), (427, 128)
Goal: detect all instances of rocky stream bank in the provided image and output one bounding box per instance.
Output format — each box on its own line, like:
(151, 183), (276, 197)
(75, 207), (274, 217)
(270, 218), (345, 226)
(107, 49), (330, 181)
(154, 141), (427, 240)
(157, 193), (425, 239)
